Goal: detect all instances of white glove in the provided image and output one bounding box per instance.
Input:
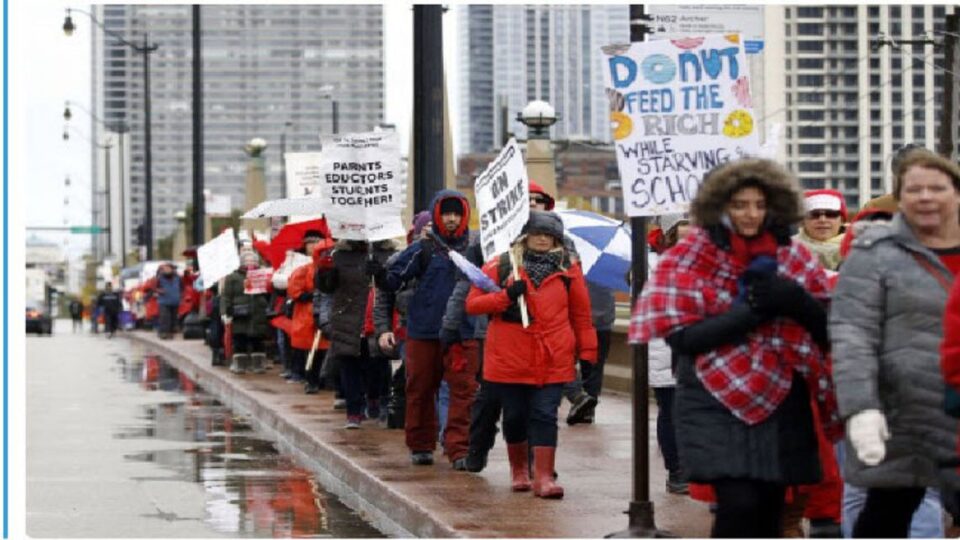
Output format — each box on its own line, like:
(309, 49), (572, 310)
(846, 409), (890, 466)
(221, 315), (233, 325)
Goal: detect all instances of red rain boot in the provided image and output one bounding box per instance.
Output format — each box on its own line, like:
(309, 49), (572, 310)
(532, 446), (564, 499)
(506, 442), (532, 492)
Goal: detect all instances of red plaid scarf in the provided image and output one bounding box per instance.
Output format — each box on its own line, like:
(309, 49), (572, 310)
(630, 228), (842, 441)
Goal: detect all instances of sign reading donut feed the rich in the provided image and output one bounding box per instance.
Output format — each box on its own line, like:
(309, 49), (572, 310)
(601, 34), (760, 217)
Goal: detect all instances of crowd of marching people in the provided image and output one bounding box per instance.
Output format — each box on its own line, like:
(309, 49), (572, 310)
(88, 144), (960, 537)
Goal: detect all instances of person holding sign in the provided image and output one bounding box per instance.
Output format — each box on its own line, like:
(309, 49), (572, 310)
(465, 211), (597, 499)
(372, 190), (481, 467)
(221, 251), (271, 375)
(631, 159), (838, 537)
(315, 237), (398, 429)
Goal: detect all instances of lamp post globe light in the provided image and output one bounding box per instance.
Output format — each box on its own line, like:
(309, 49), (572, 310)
(517, 100), (559, 139)
(64, 7), (159, 260)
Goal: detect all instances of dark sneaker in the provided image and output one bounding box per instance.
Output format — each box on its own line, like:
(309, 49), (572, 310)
(464, 450), (488, 473)
(344, 415), (362, 430)
(411, 451), (434, 466)
(304, 384), (320, 395)
(566, 393), (598, 425)
(666, 471), (689, 494)
(333, 398), (347, 410)
(808, 519), (841, 538)
(451, 457), (468, 471)
(366, 399), (381, 421)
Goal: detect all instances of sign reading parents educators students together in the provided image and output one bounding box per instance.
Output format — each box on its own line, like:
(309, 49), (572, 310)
(475, 138), (531, 260)
(197, 228), (240, 290)
(317, 131), (406, 242)
(601, 34), (760, 217)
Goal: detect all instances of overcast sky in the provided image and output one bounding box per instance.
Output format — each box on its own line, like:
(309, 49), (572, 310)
(14, 1), (461, 261)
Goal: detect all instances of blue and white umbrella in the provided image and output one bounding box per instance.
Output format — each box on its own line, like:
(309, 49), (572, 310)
(556, 209), (632, 292)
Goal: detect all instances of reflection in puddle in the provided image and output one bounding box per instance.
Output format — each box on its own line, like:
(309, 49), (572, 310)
(115, 354), (384, 538)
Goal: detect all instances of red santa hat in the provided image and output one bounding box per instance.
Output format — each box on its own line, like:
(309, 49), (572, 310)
(803, 189), (847, 221)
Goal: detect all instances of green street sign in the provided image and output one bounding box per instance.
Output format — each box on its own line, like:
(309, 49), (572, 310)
(70, 226), (104, 234)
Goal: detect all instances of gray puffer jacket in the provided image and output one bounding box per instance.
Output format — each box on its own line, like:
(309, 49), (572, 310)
(830, 214), (960, 489)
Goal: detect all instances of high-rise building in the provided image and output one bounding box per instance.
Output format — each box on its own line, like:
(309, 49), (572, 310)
(91, 5), (384, 252)
(778, 4), (959, 207)
(457, 5), (629, 154)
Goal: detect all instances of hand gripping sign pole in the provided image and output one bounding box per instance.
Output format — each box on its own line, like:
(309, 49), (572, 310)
(508, 250), (530, 328)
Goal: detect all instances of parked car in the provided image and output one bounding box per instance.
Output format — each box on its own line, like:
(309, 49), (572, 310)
(26, 303), (52, 335)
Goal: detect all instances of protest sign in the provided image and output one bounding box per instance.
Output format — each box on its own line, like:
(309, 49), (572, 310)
(204, 192), (232, 216)
(244, 268), (273, 294)
(197, 228), (240, 290)
(285, 152), (324, 199)
(475, 138), (530, 260)
(601, 34), (760, 217)
(317, 132), (406, 241)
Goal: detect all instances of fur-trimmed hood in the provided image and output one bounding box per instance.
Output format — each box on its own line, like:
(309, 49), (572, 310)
(691, 158), (804, 230)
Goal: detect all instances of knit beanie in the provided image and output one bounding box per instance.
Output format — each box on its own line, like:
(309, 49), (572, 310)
(439, 198), (464, 216)
(522, 211), (564, 242)
(803, 189), (848, 221)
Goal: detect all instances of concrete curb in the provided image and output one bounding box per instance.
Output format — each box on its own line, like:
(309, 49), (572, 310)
(126, 333), (460, 538)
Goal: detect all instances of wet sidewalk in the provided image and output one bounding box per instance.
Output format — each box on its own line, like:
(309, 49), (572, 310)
(127, 331), (712, 538)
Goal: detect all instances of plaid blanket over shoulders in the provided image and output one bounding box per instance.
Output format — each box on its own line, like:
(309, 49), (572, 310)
(629, 228), (842, 440)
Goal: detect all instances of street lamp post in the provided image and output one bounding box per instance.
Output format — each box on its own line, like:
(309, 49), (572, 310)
(280, 121), (292, 198)
(64, 7), (159, 259)
(516, 100), (560, 197)
(64, 101), (129, 264)
(63, 124), (114, 262)
(316, 85), (338, 135)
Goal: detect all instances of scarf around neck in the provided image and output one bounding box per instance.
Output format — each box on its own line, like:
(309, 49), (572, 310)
(523, 249), (563, 287)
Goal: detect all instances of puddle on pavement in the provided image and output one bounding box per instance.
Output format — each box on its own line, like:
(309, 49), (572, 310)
(114, 354), (385, 538)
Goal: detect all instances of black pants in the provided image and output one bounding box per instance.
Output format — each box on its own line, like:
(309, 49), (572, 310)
(580, 329), (611, 398)
(72, 316), (83, 332)
(853, 487), (926, 538)
(339, 340), (382, 417)
(468, 341), (502, 454)
(103, 313), (119, 335)
(305, 349), (325, 387)
(711, 478), (786, 538)
(653, 387), (679, 474)
(491, 382), (563, 447)
(158, 305), (178, 335)
(233, 333), (264, 355)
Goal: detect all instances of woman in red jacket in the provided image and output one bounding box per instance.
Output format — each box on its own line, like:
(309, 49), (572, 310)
(466, 211), (597, 499)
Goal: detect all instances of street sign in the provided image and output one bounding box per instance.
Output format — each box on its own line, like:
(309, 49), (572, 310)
(70, 226), (104, 234)
(647, 5), (765, 54)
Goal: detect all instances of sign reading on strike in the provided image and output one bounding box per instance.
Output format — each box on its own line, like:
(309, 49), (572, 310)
(601, 34), (760, 217)
(317, 132), (406, 241)
(243, 268), (273, 294)
(197, 228), (240, 290)
(475, 138), (530, 260)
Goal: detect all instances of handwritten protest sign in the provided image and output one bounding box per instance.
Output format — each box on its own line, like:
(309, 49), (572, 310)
(475, 138), (530, 260)
(601, 34), (760, 216)
(317, 132), (406, 241)
(197, 228), (240, 290)
(244, 268), (273, 294)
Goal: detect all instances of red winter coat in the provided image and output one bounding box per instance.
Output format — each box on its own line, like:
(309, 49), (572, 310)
(466, 256), (597, 385)
(178, 271), (200, 317)
(287, 264), (316, 351)
(941, 277), (960, 391)
(287, 264), (330, 351)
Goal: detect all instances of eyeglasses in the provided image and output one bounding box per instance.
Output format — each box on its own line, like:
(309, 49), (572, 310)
(807, 210), (841, 219)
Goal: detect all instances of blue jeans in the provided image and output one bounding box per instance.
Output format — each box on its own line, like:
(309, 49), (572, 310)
(836, 442), (943, 538)
(491, 382), (564, 447)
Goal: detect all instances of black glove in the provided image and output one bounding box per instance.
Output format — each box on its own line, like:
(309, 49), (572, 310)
(439, 327), (461, 351)
(746, 273), (805, 318)
(296, 291), (312, 303)
(366, 259), (388, 287)
(506, 280), (527, 301)
(366, 258), (383, 277)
